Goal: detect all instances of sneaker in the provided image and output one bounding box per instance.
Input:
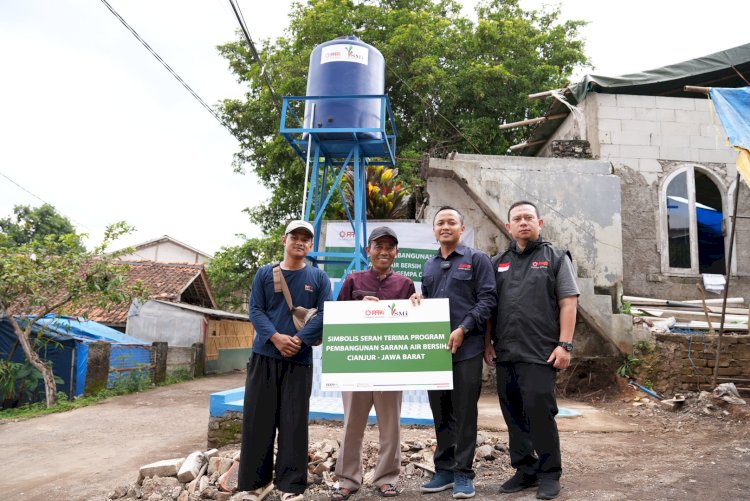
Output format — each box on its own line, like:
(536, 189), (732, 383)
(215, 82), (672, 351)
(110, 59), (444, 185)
(536, 477), (561, 500)
(499, 471), (538, 493)
(420, 470), (454, 493)
(452, 474), (475, 499)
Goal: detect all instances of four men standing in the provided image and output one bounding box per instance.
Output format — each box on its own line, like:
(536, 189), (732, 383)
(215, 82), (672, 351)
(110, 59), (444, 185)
(240, 202), (577, 500)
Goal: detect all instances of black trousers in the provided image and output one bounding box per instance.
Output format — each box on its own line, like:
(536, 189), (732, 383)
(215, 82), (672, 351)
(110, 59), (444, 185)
(428, 354), (483, 477)
(496, 361), (561, 478)
(238, 354), (313, 493)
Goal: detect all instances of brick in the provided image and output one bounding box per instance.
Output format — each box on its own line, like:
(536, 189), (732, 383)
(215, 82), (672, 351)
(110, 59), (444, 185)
(599, 118), (622, 132)
(699, 149), (738, 163)
(622, 120), (660, 134)
(595, 94), (617, 106)
(599, 144), (620, 157)
(177, 451), (207, 483)
(139, 458), (185, 479)
(639, 158), (662, 173)
(656, 108), (676, 121)
(634, 107), (658, 121)
(620, 144), (659, 158)
(659, 146), (700, 162)
(599, 106), (635, 120)
(675, 109), (711, 124)
(618, 95), (656, 108)
(656, 96), (695, 110)
(613, 131), (652, 146)
(694, 99), (710, 111)
(608, 157), (639, 168)
(661, 121), (700, 136)
(650, 135), (689, 147)
(689, 135), (722, 149)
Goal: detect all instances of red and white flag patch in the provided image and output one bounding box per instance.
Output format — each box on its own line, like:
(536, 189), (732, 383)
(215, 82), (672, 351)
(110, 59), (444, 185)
(497, 262), (510, 273)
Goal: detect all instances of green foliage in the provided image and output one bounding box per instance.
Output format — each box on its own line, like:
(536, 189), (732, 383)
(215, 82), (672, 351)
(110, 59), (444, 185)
(0, 204), (85, 253)
(634, 340), (651, 355)
(217, 0), (589, 232)
(616, 354), (641, 378)
(621, 299), (632, 315)
(0, 222), (144, 408)
(163, 367), (194, 385)
(0, 360), (61, 404)
(206, 227), (285, 311)
(109, 369), (152, 395)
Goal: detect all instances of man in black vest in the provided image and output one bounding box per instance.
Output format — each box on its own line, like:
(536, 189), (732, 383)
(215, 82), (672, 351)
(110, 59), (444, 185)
(485, 201), (579, 500)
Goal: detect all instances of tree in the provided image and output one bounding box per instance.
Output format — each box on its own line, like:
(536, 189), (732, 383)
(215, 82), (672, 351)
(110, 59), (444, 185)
(217, 0), (588, 233)
(341, 165), (410, 219)
(0, 222), (143, 408)
(206, 226), (285, 312)
(0, 204), (85, 252)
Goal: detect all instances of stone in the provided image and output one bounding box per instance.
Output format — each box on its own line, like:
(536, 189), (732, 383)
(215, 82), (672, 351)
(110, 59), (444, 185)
(178, 451), (208, 483)
(140, 458), (186, 479)
(198, 476), (210, 493)
(170, 486), (182, 499)
(208, 457), (222, 475)
(216, 493), (232, 501)
(142, 477), (180, 499)
(109, 485), (129, 499)
(218, 458), (234, 476)
(475, 445), (494, 461)
(177, 491), (190, 501)
(313, 458), (336, 475)
(218, 461), (240, 493)
(204, 449), (219, 460)
(404, 463), (416, 476)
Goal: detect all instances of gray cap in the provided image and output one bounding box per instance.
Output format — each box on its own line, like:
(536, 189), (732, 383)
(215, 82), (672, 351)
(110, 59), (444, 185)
(285, 220), (314, 237)
(368, 226), (398, 245)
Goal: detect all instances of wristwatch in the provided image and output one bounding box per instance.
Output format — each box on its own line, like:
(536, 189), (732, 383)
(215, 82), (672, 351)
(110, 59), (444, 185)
(458, 324), (469, 335)
(558, 341), (574, 352)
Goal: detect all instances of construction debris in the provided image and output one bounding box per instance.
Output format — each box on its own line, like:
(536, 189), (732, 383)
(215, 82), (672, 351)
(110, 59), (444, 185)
(108, 434), (510, 500)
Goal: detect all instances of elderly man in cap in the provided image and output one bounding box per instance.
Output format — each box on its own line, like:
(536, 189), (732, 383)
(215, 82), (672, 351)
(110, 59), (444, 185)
(331, 226), (416, 500)
(238, 220), (332, 501)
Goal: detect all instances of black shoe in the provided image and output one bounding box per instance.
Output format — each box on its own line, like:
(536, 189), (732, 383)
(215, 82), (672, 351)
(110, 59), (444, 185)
(536, 478), (561, 500)
(498, 471), (538, 493)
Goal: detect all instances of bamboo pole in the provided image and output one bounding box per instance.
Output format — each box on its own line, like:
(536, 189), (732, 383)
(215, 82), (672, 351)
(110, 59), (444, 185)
(508, 139), (547, 152)
(684, 85), (710, 95)
(499, 113), (568, 130)
(528, 89), (566, 99)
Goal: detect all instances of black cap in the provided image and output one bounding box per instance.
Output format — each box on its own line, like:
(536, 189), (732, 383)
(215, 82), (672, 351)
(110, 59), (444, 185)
(368, 226), (398, 245)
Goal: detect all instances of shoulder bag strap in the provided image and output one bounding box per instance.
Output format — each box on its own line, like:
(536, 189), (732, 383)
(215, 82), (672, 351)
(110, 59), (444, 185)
(272, 264), (295, 311)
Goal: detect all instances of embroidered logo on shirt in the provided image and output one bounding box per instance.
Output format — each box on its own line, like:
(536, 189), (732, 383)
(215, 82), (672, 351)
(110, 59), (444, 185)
(497, 262), (510, 272)
(305, 284), (313, 292)
(458, 263), (472, 271)
(531, 261), (549, 269)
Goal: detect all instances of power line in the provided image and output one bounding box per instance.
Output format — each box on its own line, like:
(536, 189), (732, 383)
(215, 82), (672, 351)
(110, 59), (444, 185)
(98, 0), (231, 133)
(226, 0), (281, 112)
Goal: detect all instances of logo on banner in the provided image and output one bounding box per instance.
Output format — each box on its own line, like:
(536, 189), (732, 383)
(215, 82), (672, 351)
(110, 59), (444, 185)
(388, 303), (408, 318)
(497, 262), (510, 273)
(321, 44), (369, 65)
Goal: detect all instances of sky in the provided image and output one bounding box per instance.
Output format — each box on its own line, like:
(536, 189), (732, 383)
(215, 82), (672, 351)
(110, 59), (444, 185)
(1, 0), (747, 256)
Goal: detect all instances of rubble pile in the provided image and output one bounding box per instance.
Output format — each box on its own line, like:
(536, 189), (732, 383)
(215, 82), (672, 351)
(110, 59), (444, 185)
(109, 433), (509, 500)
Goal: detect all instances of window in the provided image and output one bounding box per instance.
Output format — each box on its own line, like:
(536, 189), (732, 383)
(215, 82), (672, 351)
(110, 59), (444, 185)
(662, 166), (726, 275)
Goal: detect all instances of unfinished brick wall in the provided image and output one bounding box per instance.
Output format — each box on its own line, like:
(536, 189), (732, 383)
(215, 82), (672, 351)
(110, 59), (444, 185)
(651, 333), (750, 393)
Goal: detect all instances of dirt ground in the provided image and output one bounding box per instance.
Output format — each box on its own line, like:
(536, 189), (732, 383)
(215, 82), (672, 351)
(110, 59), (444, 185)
(3, 371), (750, 501)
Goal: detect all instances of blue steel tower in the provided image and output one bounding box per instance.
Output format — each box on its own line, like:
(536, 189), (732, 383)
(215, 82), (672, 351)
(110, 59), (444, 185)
(279, 37), (397, 298)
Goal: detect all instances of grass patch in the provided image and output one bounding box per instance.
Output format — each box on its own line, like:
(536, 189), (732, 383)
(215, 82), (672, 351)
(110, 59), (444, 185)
(1, 368), (194, 421)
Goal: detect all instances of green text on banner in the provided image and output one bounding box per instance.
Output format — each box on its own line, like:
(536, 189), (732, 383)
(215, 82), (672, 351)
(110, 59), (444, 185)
(321, 298), (453, 391)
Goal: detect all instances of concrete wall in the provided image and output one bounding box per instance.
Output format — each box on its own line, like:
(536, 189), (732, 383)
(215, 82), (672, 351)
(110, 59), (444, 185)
(541, 93), (749, 300)
(127, 300), (205, 347)
(118, 241), (211, 264)
(425, 154), (624, 292)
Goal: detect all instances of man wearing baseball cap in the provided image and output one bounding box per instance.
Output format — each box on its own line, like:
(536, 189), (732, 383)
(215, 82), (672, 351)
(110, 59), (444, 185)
(331, 226), (415, 500)
(238, 219), (332, 501)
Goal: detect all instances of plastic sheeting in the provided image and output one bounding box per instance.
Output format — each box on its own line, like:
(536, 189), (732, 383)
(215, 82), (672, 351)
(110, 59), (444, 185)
(710, 86), (750, 185)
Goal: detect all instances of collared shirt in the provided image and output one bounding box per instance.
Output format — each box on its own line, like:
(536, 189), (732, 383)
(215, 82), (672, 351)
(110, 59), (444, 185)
(421, 245), (497, 362)
(337, 268), (416, 301)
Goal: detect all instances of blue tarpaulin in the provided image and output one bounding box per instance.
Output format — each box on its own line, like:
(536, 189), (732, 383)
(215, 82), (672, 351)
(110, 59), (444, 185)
(0, 315), (151, 400)
(710, 87), (750, 185)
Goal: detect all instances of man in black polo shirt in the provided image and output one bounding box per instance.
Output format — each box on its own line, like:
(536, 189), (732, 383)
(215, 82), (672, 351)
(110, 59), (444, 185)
(485, 201), (579, 500)
(411, 206), (496, 499)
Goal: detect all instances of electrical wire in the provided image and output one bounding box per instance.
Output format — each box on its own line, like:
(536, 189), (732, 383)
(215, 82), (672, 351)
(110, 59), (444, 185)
(98, 0), (231, 133)
(226, 0), (281, 112)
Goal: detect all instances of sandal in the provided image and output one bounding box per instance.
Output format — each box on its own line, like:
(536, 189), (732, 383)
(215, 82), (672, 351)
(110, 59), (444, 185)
(280, 493), (304, 501)
(378, 484), (400, 497)
(243, 483), (273, 501)
(331, 486), (356, 500)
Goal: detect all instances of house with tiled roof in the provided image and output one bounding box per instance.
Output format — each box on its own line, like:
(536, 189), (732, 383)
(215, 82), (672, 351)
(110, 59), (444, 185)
(82, 261), (216, 331)
(115, 235), (213, 265)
